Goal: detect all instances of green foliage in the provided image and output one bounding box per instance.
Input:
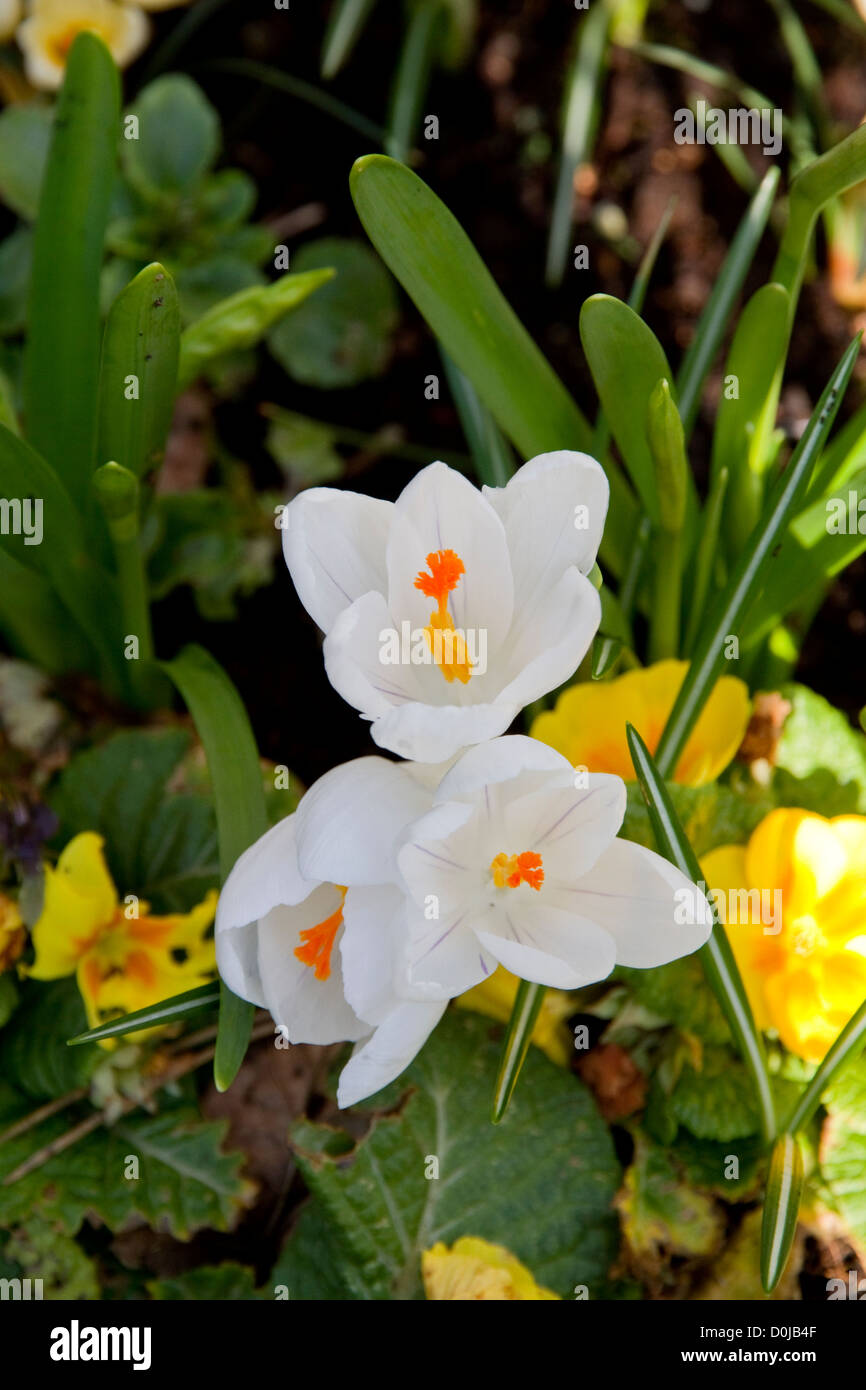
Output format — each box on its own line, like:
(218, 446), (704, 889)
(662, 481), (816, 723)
(670, 1048), (761, 1141)
(0, 980), (99, 1100)
(617, 1134), (724, 1266)
(268, 240), (397, 388)
(148, 1264), (264, 1300)
(123, 76), (220, 202)
(5, 1214), (100, 1300)
(0, 104), (53, 220)
(819, 1058), (866, 1261)
(276, 1013), (620, 1299)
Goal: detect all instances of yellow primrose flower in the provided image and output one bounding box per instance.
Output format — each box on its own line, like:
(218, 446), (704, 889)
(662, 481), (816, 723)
(0, 0), (22, 42)
(456, 966), (574, 1066)
(29, 831), (216, 1041)
(17, 0), (150, 90)
(130, 0), (195, 9)
(703, 809), (866, 1062)
(422, 1237), (559, 1300)
(0, 892), (26, 971)
(531, 659), (750, 787)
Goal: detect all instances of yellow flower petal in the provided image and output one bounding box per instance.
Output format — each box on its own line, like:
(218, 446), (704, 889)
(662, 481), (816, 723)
(422, 1237), (559, 1300)
(531, 660), (750, 787)
(17, 0), (150, 91)
(456, 966), (575, 1066)
(29, 832), (118, 981)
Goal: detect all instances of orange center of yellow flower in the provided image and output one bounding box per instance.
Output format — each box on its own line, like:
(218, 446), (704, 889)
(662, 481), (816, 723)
(490, 852), (544, 891)
(414, 549), (472, 685)
(294, 890), (347, 981)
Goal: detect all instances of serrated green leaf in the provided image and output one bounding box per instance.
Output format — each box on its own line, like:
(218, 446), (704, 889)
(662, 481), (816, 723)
(671, 1048), (761, 1141)
(6, 1214), (100, 1300)
(278, 1013), (620, 1300)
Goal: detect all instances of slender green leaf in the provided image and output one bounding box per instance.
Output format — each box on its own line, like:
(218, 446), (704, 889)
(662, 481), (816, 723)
(0, 550), (92, 674)
(68, 984), (220, 1046)
(545, 2), (610, 287)
(760, 1134), (803, 1293)
(350, 154), (638, 576)
(655, 334), (860, 779)
(97, 264), (180, 479)
(161, 645), (268, 1090)
(386, 1), (444, 164)
(773, 121), (866, 304)
(683, 466), (729, 656)
(626, 724), (777, 1146)
(208, 59), (386, 143)
(23, 34), (119, 505)
(441, 349), (513, 487)
(677, 167), (780, 436)
(321, 0), (379, 78)
(785, 997), (866, 1135)
(491, 979), (545, 1122)
(178, 269), (334, 390)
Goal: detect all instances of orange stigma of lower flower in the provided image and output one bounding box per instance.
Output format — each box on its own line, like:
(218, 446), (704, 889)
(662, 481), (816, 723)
(414, 549), (472, 685)
(294, 890), (346, 981)
(490, 852), (544, 891)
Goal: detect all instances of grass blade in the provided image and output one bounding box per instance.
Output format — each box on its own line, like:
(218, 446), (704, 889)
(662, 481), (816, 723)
(441, 349), (514, 487)
(23, 34), (119, 507)
(162, 645), (269, 1091)
(655, 333), (861, 779)
(97, 264), (180, 480)
(68, 984), (220, 1045)
(386, 0), (444, 164)
(322, 0), (378, 79)
(683, 466), (729, 656)
(545, 1), (610, 287)
(760, 1134), (804, 1293)
(207, 59), (386, 144)
(350, 153), (638, 576)
(677, 167), (780, 436)
(626, 724), (777, 1145)
(491, 979), (545, 1123)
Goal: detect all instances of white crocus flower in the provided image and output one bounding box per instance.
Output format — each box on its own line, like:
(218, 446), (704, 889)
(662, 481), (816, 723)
(283, 452), (608, 763)
(215, 756), (447, 1107)
(393, 736), (714, 998)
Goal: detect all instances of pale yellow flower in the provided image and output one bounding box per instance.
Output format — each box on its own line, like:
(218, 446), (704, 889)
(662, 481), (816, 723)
(531, 659), (750, 787)
(703, 809), (866, 1062)
(0, 0), (23, 42)
(456, 966), (575, 1066)
(422, 1237), (559, 1300)
(17, 0), (150, 90)
(129, 0), (195, 9)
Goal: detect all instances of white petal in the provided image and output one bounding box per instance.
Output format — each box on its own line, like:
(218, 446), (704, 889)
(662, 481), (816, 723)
(215, 921), (266, 1008)
(371, 698), (519, 763)
(323, 590), (424, 720)
(336, 999), (447, 1107)
(340, 885), (408, 1025)
(477, 898), (617, 988)
(484, 449), (609, 583)
(433, 733), (572, 804)
(283, 486), (393, 634)
(386, 461), (513, 647)
(496, 568), (601, 706)
(257, 893), (368, 1044)
(215, 814), (310, 933)
(404, 895), (498, 997)
(398, 801), (478, 913)
(295, 755), (432, 886)
(504, 774), (626, 882)
(560, 838), (714, 967)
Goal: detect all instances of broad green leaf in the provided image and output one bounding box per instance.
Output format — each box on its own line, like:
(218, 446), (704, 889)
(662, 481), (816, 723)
(773, 683), (866, 814)
(349, 155), (637, 576)
(677, 1133), (764, 1201)
(0, 1092), (252, 1239)
(710, 283), (790, 551)
(268, 243), (394, 390)
(616, 954), (731, 1048)
(0, 104), (53, 220)
(23, 34), (120, 506)
(162, 646), (269, 1091)
(0, 981), (99, 1100)
(655, 335), (860, 779)
(5, 1214), (100, 1300)
(580, 294), (693, 526)
(0, 549), (93, 676)
(97, 264), (180, 479)
(671, 1049), (760, 1141)
(627, 726), (777, 1145)
(149, 1264), (264, 1300)
(617, 1135), (724, 1268)
(50, 727), (220, 913)
(123, 75), (219, 202)
(818, 1057), (866, 1262)
(760, 1133), (804, 1293)
(181, 267), (335, 389)
(277, 1013), (620, 1299)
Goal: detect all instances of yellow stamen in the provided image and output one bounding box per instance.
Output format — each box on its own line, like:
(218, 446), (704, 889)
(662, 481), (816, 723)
(490, 851), (544, 891)
(414, 549), (473, 684)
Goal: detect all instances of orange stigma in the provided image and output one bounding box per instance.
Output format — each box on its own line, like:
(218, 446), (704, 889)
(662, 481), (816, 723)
(414, 549), (472, 685)
(294, 890), (346, 981)
(490, 852), (544, 891)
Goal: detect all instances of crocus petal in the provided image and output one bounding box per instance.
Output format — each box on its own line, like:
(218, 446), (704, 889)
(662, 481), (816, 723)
(283, 486), (392, 634)
(295, 756), (432, 886)
(503, 773), (626, 882)
(405, 898), (499, 997)
(556, 837), (713, 967)
(386, 461), (514, 646)
(495, 568), (601, 706)
(340, 885), (408, 1024)
(216, 814), (311, 930)
(257, 892), (369, 1044)
(476, 901), (618, 989)
(433, 732), (571, 804)
(371, 698), (520, 763)
(336, 998), (447, 1108)
(323, 589), (425, 720)
(483, 449), (609, 587)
